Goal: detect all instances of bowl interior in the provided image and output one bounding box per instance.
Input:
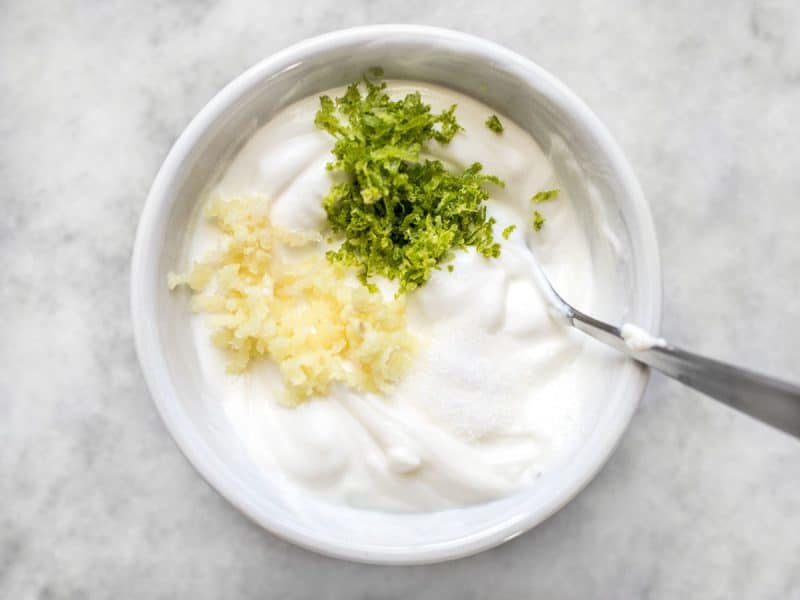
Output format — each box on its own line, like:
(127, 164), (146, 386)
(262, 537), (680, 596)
(133, 26), (661, 564)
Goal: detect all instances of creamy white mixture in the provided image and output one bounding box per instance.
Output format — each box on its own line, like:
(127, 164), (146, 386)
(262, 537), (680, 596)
(185, 82), (608, 511)
(621, 323), (665, 352)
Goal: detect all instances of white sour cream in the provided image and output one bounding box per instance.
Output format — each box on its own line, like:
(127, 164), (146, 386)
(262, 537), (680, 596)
(621, 323), (665, 352)
(185, 82), (608, 511)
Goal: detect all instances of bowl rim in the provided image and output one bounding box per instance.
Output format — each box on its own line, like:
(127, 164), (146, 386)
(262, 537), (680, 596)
(131, 24), (662, 565)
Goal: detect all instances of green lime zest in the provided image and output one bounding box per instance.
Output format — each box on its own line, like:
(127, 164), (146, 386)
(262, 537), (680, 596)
(531, 189), (560, 203)
(485, 114), (504, 134)
(315, 78), (505, 294)
(533, 211), (546, 231)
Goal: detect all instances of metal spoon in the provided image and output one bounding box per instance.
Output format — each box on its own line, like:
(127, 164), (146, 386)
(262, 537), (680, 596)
(524, 249), (800, 438)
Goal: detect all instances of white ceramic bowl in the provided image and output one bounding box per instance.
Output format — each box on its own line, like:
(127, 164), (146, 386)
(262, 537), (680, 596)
(131, 25), (661, 565)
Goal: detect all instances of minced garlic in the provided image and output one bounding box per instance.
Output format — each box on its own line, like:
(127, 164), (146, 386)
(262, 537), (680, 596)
(169, 196), (416, 404)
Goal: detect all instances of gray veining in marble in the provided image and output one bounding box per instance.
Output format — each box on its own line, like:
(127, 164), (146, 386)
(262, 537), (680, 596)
(2, 1), (800, 598)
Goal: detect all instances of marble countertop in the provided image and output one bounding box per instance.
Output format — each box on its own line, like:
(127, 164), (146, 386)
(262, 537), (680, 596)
(3, 1), (799, 598)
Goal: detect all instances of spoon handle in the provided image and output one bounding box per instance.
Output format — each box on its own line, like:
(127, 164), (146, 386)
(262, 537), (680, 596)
(569, 309), (800, 438)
